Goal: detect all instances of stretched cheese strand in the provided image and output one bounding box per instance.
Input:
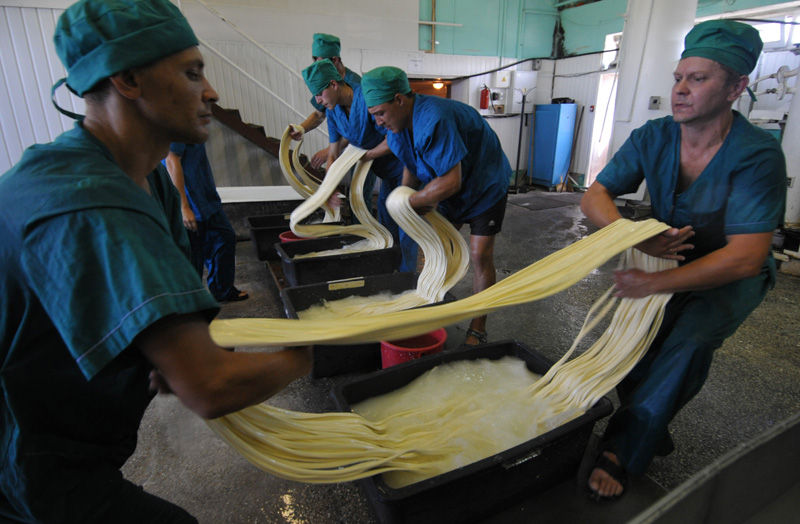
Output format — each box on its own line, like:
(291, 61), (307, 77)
(278, 125), (339, 222)
(206, 246), (676, 483)
(289, 144), (393, 249)
(210, 218), (669, 347)
(385, 185), (469, 302)
(297, 185), (469, 319)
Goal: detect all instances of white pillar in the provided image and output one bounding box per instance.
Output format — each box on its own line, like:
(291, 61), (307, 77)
(609, 0), (698, 200)
(782, 87), (800, 226)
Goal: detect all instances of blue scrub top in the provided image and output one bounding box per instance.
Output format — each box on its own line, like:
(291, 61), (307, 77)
(310, 66), (361, 113)
(385, 94), (511, 223)
(168, 142), (222, 221)
(326, 84), (403, 181)
(597, 112), (786, 265)
(0, 123), (218, 519)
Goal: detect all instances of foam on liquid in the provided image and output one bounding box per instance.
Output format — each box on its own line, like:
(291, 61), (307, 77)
(353, 356), (574, 488)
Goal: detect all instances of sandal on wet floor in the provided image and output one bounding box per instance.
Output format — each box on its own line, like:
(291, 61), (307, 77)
(464, 328), (488, 345)
(217, 287), (249, 303)
(587, 452), (627, 503)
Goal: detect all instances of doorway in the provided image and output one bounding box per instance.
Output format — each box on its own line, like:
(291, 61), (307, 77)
(586, 33), (620, 186)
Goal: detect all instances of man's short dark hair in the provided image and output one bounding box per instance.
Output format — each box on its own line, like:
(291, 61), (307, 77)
(83, 78), (112, 103)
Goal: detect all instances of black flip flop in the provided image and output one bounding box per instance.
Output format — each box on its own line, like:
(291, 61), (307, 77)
(587, 453), (627, 503)
(218, 288), (249, 303)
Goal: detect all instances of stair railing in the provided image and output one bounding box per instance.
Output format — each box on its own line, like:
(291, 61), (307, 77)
(181, 0), (327, 138)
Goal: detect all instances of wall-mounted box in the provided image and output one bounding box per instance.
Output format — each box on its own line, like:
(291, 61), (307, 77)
(492, 71), (510, 88)
(510, 71), (537, 114)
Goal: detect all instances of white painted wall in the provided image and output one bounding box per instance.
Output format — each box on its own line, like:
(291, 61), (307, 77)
(609, 0), (697, 201)
(0, 5), (82, 173)
(181, 0), (418, 52)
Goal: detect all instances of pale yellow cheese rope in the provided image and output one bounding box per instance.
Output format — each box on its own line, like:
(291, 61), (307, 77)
(278, 125), (339, 222)
(297, 186), (469, 319)
(206, 242), (676, 483)
(210, 218), (668, 347)
(289, 144), (393, 249)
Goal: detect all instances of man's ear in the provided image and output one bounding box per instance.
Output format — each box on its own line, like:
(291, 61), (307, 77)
(108, 69), (141, 100)
(728, 74), (749, 102)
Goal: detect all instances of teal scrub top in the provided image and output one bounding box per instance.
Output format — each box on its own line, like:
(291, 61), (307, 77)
(310, 67), (361, 113)
(385, 94), (511, 223)
(597, 112), (786, 265)
(326, 83), (403, 182)
(0, 122), (219, 519)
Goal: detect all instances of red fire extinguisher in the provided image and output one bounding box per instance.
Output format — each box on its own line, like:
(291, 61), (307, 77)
(480, 85), (490, 109)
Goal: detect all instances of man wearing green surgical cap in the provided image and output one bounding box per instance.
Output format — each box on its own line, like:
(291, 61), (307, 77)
(0, 0), (311, 521)
(290, 33), (362, 168)
(301, 59), (419, 273)
(581, 19), (785, 502)
(363, 66), (512, 347)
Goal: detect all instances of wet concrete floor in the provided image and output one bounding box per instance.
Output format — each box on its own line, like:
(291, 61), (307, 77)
(122, 190), (800, 523)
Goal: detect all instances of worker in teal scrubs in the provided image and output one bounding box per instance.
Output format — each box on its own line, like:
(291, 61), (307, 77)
(362, 67), (511, 345)
(164, 142), (249, 302)
(302, 59), (418, 272)
(0, 1), (310, 521)
(288, 33), (377, 212)
(580, 20), (786, 501)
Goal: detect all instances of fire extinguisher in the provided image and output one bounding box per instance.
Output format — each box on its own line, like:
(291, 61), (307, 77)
(480, 85), (490, 110)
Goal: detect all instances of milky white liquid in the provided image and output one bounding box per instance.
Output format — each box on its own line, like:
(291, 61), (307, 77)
(353, 357), (573, 488)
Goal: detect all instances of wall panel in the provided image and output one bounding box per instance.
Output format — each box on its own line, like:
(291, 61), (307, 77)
(551, 54), (604, 179)
(0, 5), (82, 174)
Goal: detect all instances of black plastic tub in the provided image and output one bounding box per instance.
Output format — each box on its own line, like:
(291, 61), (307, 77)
(247, 213), (293, 261)
(331, 340), (613, 524)
(247, 208), (330, 261)
(275, 234), (401, 287)
(281, 272), (451, 378)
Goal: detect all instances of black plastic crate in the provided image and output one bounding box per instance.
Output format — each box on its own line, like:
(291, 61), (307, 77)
(331, 340), (613, 524)
(275, 234), (401, 287)
(247, 214), (293, 261)
(247, 208), (330, 261)
(281, 272), (450, 378)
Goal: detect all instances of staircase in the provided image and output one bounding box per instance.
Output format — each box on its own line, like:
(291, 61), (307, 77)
(211, 103), (325, 181)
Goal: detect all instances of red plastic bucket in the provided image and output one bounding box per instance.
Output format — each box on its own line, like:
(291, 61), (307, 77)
(380, 328), (447, 368)
(279, 230), (304, 243)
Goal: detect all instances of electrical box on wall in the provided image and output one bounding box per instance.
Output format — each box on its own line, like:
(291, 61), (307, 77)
(648, 96), (661, 110)
(510, 71), (537, 114)
(493, 71), (510, 88)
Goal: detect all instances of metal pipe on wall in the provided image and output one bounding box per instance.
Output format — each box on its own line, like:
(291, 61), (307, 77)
(782, 84), (800, 226)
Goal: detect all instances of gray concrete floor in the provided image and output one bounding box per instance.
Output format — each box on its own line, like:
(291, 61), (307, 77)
(122, 191), (800, 523)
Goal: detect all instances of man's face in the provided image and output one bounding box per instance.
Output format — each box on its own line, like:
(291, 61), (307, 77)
(315, 82), (338, 110)
(671, 56), (740, 125)
(135, 47), (218, 144)
(368, 96), (406, 133)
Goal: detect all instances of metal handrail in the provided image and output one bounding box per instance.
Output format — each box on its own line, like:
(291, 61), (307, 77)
(182, 0), (327, 135)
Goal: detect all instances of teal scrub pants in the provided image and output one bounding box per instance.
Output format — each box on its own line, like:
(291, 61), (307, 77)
(602, 269), (773, 476)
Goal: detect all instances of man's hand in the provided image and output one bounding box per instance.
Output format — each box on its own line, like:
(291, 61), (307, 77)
(311, 148), (329, 169)
(408, 191), (435, 216)
(613, 268), (657, 298)
(636, 226), (695, 260)
(327, 192), (344, 209)
(182, 205), (198, 232)
(289, 125), (304, 141)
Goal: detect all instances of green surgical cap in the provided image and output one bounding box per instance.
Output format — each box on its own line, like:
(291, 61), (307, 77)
(302, 59), (342, 96)
(312, 33), (341, 58)
(54, 0), (198, 97)
(361, 67), (411, 107)
(681, 20), (763, 75)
